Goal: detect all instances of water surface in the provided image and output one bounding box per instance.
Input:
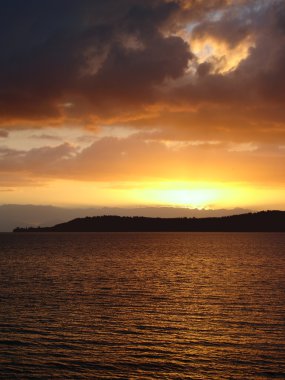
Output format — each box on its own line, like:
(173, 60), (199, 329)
(0, 232), (284, 379)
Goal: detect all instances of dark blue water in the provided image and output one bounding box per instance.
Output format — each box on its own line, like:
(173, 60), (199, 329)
(0, 232), (284, 379)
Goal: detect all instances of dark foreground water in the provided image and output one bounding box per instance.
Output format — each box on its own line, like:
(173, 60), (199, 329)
(0, 233), (284, 379)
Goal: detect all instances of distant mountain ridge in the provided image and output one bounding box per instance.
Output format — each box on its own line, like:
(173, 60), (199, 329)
(0, 204), (250, 232)
(14, 211), (285, 232)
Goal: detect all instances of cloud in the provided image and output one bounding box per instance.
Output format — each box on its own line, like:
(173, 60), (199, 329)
(30, 133), (62, 141)
(0, 135), (285, 186)
(0, 0), (192, 124)
(0, 0), (284, 149)
(181, 0), (285, 103)
(0, 143), (76, 175)
(0, 130), (9, 138)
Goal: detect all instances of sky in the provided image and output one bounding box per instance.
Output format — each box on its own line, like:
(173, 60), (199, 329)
(0, 0), (285, 210)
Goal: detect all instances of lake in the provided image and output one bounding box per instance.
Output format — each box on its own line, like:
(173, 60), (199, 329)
(0, 232), (284, 379)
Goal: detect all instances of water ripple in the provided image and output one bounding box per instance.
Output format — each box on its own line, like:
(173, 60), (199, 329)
(0, 232), (284, 379)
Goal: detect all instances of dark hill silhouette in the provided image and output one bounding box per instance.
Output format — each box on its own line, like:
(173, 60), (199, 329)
(0, 204), (250, 232)
(13, 211), (285, 232)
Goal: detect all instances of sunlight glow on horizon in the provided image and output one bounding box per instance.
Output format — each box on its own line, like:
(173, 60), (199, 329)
(1, 180), (285, 211)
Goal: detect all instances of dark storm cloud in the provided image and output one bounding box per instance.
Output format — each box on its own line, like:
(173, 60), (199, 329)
(186, 0), (285, 104)
(0, 0), (192, 122)
(191, 2), (255, 47)
(159, 0), (285, 141)
(0, 0), (284, 135)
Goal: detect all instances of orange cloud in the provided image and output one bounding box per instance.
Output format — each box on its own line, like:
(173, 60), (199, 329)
(1, 135), (285, 187)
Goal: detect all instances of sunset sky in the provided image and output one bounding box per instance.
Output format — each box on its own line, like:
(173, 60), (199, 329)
(1, 0), (285, 210)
